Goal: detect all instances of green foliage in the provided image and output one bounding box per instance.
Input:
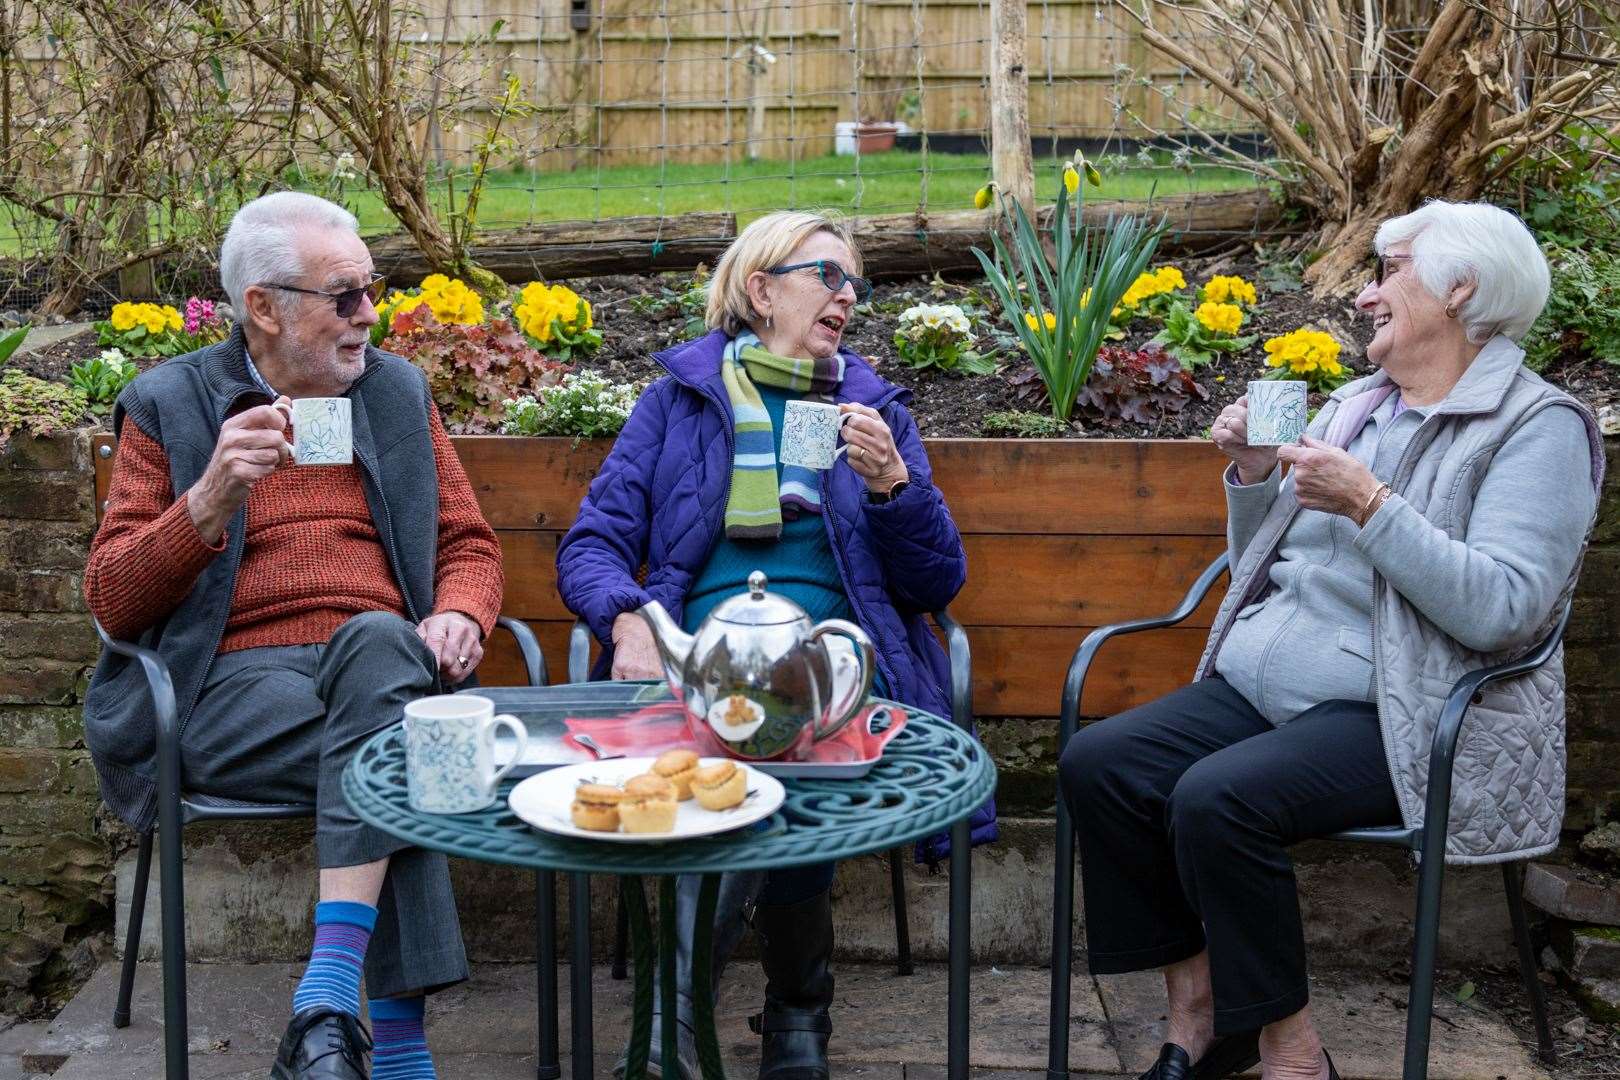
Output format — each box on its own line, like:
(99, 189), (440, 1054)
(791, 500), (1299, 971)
(381, 306), (568, 433)
(502, 371), (641, 440)
(1150, 301), (1256, 369)
(892, 303), (996, 376)
(1503, 124), (1620, 254)
(981, 410), (1068, 437)
(973, 170), (1165, 421)
(628, 270), (711, 342)
(1522, 245), (1620, 372)
(0, 326), (27, 366)
(0, 370), (89, 447)
(70, 349), (140, 414)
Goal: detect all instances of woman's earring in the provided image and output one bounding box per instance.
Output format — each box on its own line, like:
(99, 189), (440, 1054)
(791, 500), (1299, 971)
(1445, 304), (1459, 319)
(765, 313), (773, 330)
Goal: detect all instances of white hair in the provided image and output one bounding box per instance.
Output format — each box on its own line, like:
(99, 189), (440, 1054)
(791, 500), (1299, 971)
(219, 192), (361, 316)
(1374, 200), (1550, 345)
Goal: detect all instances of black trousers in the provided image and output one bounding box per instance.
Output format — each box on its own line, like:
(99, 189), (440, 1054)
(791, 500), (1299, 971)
(1058, 677), (1401, 1033)
(181, 611), (468, 999)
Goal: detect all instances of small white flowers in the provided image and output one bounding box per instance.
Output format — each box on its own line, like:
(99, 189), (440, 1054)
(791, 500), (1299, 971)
(502, 371), (641, 438)
(893, 303), (996, 375)
(897, 303), (972, 341)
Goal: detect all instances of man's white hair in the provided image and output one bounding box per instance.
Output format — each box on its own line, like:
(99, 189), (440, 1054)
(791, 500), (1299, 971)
(1374, 200), (1550, 345)
(218, 192), (361, 316)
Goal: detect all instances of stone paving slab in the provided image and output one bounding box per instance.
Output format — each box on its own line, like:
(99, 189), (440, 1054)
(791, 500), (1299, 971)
(15, 957), (1552, 1078)
(1096, 968), (1550, 1080)
(14, 323), (93, 357)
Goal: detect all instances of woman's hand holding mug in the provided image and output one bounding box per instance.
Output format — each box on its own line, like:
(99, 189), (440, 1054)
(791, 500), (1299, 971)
(1211, 396), (1279, 485)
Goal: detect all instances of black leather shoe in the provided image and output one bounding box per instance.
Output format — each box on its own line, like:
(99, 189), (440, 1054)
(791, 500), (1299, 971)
(1324, 1048), (1341, 1080)
(1139, 1030), (1261, 1080)
(269, 1006), (371, 1080)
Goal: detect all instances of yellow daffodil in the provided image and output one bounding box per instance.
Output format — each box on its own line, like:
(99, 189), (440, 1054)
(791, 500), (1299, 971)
(1062, 164), (1080, 196)
(973, 184), (994, 210)
(1195, 301), (1244, 336)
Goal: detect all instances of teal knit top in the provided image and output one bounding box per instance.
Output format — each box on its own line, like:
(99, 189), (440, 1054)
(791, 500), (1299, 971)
(684, 383), (856, 634)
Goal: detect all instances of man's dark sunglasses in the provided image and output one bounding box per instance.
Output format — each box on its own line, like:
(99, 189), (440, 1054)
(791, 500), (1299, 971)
(1374, 254), (1412, 285)
(767, 260), (873, 303)
(260, 273), (387, 318)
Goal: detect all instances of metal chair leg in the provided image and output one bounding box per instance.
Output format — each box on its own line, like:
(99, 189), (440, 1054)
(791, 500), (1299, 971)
(948, 817), (971, 1080)
(1046, 797), (1076, 1080)
(536, 870), (561, 1080)
(1401, 848), (1446, 1080)
(612, 879), (629, 981)
(157, 826), (189, 1080)
(1502, 862), (1555, 1065)
(890, 846), (913, 976)
(113, 831), (154, 1029)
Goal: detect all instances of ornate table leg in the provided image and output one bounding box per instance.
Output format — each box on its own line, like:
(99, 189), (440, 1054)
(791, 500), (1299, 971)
(949, 817), (971, 1079)
(690, 874), (728, 1080)
(622, 876), (656, 1080)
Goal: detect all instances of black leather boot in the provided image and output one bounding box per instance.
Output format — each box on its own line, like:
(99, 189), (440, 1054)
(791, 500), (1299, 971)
(615, 870), (764, 1080)
(748, 890), (834, 1080)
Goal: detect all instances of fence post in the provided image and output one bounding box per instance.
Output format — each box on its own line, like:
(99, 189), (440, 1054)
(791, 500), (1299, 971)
(989, 0), (1034, 217)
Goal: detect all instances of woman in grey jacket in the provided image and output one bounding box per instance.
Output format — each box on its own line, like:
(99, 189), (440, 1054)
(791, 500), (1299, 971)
(1059, 200), (1604, 1080)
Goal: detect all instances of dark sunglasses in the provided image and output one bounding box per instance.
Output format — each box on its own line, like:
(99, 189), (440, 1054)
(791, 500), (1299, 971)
(260, 273), (387, 318)
(767, 259), (873, 303)
(1374, 254), (1412, 285)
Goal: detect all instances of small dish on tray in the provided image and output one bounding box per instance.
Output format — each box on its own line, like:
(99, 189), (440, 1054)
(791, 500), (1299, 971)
(507, 757), (784, 843)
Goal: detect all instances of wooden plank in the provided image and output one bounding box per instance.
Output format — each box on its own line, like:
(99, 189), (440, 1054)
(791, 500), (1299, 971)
(496, 530), (1226, 628)
(454, 437), (1230, 535)
(480, 618), (1212, 718)
(965, 624), (1210, 717)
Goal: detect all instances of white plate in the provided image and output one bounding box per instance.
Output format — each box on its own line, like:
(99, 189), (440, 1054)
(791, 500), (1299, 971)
(507, 757), (785, 844)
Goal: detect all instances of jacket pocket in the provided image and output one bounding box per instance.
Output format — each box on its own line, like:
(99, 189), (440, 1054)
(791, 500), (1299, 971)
(1337, 628), (1374, 662)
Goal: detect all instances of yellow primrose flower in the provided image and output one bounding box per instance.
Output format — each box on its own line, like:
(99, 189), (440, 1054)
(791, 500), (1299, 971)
(1263, 328), (1342, 376)
(1153, 267), (1187, 292)
(973, 184), (994, 210)
(419, 274), (450, 295)
(1062, 163), (1080, 196)
(109, 303), (139, 332)
(1204, 275), (1258, 307)
(1195, 301), (1244, 336)
(1080, 288), (1124, 320)
(425, 277), (483, 325)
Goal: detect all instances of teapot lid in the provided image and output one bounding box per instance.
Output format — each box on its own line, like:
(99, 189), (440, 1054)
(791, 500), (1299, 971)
(711, 571), (808, 627)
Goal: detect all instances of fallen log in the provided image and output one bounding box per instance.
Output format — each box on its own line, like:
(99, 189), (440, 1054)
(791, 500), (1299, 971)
(364, 189), (1294, 283)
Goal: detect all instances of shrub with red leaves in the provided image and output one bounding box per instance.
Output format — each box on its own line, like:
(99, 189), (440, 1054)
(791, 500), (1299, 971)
(382, 305), (568, 433)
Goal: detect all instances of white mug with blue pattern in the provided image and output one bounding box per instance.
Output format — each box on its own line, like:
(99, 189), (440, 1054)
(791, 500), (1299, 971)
(403, 695), (528, 814)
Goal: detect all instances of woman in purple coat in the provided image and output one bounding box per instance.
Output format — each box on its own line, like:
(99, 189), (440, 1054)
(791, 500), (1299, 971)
(557, 211), (991, 1079)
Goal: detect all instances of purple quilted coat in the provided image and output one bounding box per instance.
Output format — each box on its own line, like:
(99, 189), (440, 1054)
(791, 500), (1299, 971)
(556, 330), (997, 859)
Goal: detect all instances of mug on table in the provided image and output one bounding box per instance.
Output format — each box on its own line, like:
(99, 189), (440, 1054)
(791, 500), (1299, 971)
(404, 694), (528, 814)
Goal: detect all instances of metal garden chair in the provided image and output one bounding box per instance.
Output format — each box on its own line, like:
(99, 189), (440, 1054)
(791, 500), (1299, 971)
(100, 615), (547, 1080)
(1044, 553), (1559, 1080)
(572, 610), (974, 985)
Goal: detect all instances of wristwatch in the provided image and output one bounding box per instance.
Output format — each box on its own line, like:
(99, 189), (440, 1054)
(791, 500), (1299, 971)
(866, 479), (910, 504)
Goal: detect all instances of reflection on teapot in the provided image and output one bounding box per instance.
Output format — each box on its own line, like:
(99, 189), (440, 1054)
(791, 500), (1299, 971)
(637, 571), (875, 760)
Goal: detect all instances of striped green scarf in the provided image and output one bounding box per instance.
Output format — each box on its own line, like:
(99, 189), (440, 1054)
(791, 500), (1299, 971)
(721, 332), (846, 540)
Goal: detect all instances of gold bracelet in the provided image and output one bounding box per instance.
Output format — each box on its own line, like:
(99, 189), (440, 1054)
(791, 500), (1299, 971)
(1355, 483), (1391, 527)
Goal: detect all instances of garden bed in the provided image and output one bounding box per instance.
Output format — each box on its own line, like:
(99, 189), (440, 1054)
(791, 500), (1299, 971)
(16, 249), (1619, 439)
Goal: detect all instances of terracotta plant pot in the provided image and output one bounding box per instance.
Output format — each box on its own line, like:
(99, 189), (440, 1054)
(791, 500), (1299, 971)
(853, 122), (899, 153)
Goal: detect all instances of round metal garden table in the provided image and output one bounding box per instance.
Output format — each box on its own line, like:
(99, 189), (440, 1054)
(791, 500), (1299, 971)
(342, 687), (996, 1080)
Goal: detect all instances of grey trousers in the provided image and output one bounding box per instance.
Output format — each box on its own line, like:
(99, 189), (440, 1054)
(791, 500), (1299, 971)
(181, 610), (469, 999)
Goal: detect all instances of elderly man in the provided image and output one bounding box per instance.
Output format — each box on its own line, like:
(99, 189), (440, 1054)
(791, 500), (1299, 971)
(83, 191), (503, 1080)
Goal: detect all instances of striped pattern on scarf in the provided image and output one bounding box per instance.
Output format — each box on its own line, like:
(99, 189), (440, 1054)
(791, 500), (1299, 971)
(720, 331), (846, 540)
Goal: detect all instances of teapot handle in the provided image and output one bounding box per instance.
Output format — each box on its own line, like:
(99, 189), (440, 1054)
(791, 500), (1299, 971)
(808, 619), (875, 744)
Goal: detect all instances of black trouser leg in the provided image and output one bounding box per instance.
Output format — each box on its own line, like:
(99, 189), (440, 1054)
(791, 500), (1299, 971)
(1059, 679), (1401, 1034)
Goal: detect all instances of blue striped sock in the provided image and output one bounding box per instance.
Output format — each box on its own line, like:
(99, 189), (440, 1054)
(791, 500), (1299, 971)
(291, 900), (376, 1018)
(370, 996), (436, 1079)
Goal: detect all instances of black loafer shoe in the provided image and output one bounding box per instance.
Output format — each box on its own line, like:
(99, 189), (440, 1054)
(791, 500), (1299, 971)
(269, 1006), (371, 1080)
(1139, 1030), (1262, 1080)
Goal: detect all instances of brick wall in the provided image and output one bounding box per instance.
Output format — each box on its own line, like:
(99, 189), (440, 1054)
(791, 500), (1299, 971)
(0, 432), (116, 1013)
(1, 432), (1617, 1001)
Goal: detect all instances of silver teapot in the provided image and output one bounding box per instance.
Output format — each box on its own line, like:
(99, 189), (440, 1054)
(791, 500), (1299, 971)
(637, 571), (876, 760)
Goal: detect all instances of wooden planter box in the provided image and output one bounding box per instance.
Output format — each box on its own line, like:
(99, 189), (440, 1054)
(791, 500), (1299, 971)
(457, 436), (1228, 719)
(94, 433), (1227, 719)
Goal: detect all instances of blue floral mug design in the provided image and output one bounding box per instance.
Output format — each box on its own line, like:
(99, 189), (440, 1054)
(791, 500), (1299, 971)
(403, 694), (528, 814)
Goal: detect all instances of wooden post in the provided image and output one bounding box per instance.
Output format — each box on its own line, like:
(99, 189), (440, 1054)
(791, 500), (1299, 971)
(989, 0), (1035, 217)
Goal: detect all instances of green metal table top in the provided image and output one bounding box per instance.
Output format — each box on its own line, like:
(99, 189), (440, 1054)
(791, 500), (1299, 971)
(341, 686), (995, 876)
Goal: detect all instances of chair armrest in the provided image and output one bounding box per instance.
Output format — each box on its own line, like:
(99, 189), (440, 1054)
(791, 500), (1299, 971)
(494, 616), (547, 688)
(930, 608), (972, 732)
(1421, 604), (1571, 849)
(1058, 553), (1229, 744)
(93, 620), (181, 817)
(568, 618), (594, 684)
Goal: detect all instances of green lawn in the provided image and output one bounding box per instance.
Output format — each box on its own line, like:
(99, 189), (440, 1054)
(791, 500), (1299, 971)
(333, 151), (1259, 235)
(0, 151), (1260, 258)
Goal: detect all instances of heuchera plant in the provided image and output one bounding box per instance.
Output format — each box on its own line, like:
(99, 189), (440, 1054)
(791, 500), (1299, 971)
(1077, 344), (1210, 427)
(382, 306), (567, 433)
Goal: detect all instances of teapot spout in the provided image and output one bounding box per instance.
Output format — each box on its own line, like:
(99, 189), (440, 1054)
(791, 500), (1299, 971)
(636, 600), (693, 694)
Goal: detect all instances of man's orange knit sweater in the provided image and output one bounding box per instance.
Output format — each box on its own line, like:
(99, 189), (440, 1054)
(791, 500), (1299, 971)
(85, 407), (503, 651)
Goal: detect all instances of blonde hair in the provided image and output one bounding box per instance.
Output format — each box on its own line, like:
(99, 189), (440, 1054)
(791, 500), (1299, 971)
(705, 210), (862, 337)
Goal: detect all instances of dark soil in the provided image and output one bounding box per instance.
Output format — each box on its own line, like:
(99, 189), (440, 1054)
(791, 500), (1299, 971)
(13, 251), (1619, 438)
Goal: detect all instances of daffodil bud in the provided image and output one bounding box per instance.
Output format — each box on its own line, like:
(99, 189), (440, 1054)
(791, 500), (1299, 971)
(1085, 162), (1102, 188)
(1062, 163), (1080, 195)
(973, 184), (994, 210)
